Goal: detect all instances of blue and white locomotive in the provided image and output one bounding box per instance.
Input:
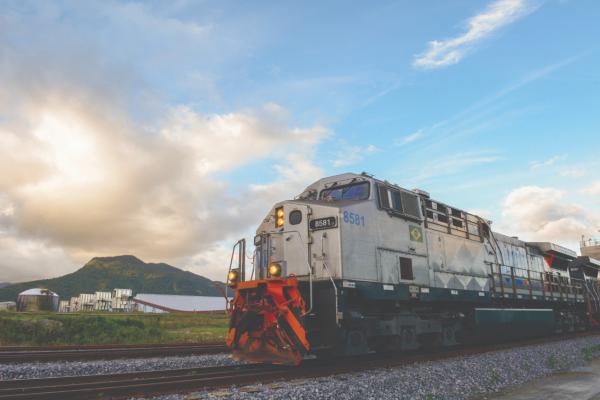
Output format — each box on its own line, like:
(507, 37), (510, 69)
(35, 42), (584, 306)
(226, 173), (600, 365)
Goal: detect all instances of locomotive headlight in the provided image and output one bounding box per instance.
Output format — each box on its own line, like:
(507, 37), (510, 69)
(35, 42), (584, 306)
(275, 207), (284, 228)
(269, 262), (282, 277)
(227, 269), (239, 284)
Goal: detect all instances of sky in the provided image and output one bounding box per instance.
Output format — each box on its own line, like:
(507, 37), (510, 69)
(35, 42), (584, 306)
(0, 0), (599, 282)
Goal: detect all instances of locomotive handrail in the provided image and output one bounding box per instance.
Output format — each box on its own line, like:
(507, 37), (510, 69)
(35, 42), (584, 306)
(576, 276), (600, 310)
(322, 260), (339, 326)
(227, 239), (245, 277)
(321, 232), (339, 327)
(226, 238), (247, 306)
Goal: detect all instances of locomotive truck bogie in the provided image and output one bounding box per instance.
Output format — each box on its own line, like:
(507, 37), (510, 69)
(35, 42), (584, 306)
(226, 173), (600, 364)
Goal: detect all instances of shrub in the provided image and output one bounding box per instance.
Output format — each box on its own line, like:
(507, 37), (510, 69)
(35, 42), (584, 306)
(0, 315), (164, 345)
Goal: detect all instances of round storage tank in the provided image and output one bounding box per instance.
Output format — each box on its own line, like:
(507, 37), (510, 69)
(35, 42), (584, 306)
(16, 288), (60, 312)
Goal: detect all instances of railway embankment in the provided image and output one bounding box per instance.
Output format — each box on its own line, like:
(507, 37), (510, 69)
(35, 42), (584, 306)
(3, 334), (600, 399)
(150, 335), (600, 400)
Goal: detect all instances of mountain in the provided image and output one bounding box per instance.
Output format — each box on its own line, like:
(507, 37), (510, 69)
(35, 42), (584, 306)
(0, 255), (225, 302)
(0, 282), (10, 289)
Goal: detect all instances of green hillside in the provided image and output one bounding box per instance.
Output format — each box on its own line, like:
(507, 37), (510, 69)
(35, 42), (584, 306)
(0, 255), (224, 302)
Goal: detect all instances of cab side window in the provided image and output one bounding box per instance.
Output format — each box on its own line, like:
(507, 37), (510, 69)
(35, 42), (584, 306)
(377, 184), (422, 221)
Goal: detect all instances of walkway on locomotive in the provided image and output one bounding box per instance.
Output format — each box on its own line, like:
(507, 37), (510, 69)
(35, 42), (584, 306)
(242, 172), (591, 306)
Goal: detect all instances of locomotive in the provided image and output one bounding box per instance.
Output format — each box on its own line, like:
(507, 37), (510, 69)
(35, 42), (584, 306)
(225, 172), (600, 365)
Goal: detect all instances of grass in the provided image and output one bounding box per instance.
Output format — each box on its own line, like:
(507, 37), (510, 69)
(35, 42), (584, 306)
(546, 354), (561, 370)
(582, 344), (600, 362)
(0, 311), (228, 346)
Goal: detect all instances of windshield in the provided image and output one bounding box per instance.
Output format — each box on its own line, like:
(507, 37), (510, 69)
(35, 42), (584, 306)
(320, 181), (370, 201)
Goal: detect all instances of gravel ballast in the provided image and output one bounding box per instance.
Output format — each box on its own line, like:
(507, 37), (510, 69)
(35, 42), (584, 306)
(147, 335), (600, 400)
(4, 336), (600, 399)
(0, 353), (239, 381)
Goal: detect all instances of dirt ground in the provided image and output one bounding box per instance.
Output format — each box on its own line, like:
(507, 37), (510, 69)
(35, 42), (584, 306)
(486, 358), (600, 400)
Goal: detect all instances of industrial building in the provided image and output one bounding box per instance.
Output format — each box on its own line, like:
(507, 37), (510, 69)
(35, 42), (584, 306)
(79, 293), (96, 311)
(58, 300), (69, 312)
(96, 291), (112, 311)
(62, 288), (133, 312)
(58, 290), (225, 313)
(68, 296), (80, 312)
(112, 288), (133, 312)
(16, 288), (59, 312)
(133, 294), (228, 313)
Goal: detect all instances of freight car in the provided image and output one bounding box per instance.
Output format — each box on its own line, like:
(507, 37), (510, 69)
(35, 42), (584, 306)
(226, 173), (600, 365)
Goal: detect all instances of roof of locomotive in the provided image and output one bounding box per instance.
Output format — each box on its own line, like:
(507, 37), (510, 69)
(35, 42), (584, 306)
(288, 198), (371, 207)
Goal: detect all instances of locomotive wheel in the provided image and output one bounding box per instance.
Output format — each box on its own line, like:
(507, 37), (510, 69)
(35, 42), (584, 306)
(342, 329), (369, 356)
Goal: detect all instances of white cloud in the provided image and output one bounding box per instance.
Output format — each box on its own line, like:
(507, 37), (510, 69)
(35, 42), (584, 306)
(0, 63), (327, 281)
(560, 165), (588, 178)
(362, 80), (403, 108)
(395, 130), (424, 146)
(331, 142), (378, 168)
(499, 186), (599, 245)
(0, 237), (75, 283)
(467, 208), (493, 220)
(413, 0), (539, 69)
(529, 154), (568, 170)
(177, 241), (238, 285)
(0, 3), (332, 282)
(410, 150), (502, 182)
(0, 100), (327, 282)
(581, 181), (600, 196)
(407, 56), (581, 156)
(160, 103), (325, 175)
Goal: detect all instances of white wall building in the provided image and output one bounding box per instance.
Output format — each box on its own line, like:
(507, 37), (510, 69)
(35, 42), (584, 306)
(79, 293), (96, 311)
(95, 291), (112, 311)
(58, 300), (70, 312)
(0, 301), (16, 311)
(112, 288), (133, 312)
(133, 294), (228, 313)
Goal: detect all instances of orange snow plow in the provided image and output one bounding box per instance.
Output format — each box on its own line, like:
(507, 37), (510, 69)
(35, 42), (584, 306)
(226, 276), (310, 365)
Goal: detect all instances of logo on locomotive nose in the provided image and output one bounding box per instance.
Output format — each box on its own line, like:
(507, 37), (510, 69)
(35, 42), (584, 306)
(409, 225), (423, 242)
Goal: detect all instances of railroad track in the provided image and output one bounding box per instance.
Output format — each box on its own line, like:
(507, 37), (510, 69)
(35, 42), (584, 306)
(0, 363), (284, 400)
(1, 332), (598, 400)
(0, 343), (227, 363)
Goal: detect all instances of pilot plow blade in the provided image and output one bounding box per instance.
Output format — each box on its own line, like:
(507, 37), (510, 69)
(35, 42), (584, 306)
(226, 276), (310, 365)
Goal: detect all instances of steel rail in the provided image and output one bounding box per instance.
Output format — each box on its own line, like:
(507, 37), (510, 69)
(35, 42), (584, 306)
(1, 332), (598, 400)
(0, 343), (227, 363)
(0, 363), (283, 400)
